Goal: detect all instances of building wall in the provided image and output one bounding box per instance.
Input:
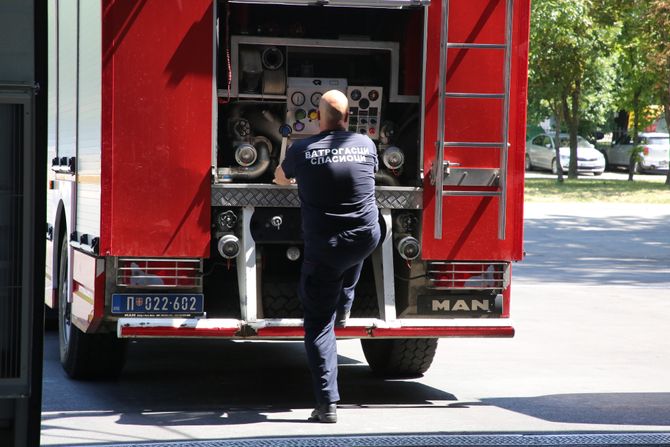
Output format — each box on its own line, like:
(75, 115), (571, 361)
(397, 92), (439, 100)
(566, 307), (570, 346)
(0, 2), (41, 446)
(0, 2), (34, 81)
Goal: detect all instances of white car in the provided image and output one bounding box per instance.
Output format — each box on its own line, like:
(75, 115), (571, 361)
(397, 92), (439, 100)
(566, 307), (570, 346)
(525, 133), (605, 175)
(603, 132), (669, 174)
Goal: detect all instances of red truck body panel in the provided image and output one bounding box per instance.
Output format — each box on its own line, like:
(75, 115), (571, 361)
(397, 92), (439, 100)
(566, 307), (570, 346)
(100, 0), (213, 257)
(421, 0), (530, 261)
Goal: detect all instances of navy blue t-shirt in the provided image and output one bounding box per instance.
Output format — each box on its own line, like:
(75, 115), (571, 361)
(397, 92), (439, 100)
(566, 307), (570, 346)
(281, 130), (378, 241)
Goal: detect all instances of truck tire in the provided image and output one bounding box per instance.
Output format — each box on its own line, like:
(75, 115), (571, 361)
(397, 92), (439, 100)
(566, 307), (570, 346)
(350, 281), (378, 317)
(57, 238), (126, 379)
(262, 281), (302, 318)
(361, 338), (438, 378)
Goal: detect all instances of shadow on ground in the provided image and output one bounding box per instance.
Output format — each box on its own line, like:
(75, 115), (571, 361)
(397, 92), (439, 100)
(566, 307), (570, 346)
(483, 393), (670, 426)
(42, 334), (456, 427)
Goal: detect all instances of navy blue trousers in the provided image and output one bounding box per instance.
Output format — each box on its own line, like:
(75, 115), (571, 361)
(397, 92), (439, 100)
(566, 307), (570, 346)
(299, 224), (381, 405)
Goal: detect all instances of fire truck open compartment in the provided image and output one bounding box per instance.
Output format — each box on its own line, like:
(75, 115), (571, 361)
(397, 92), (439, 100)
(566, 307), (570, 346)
(208, 1), (427, 321)
(215, 1), (425, 186)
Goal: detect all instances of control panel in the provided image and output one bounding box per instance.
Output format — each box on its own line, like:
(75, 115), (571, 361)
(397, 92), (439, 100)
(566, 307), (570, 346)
(347, 86), (383, 140)
(286, 77), (347, 136)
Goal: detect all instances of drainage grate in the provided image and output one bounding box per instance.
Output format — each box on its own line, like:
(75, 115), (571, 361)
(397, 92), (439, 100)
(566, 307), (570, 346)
(91, 433), (670, 447)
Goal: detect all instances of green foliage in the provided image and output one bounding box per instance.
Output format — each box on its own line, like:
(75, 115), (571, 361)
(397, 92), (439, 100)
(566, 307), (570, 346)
(528, 0), (619, 179)
(645, 0), (670, 104)
(645, 0), (670, 185)
(610, 0), (657, 136)
(528, 0), (617, 130)
(528, 0), (670, 138)
(529, 0), (670, 184)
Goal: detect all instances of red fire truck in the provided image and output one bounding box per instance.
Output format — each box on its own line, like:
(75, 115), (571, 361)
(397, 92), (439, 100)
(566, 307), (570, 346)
(45, 0), (530, 379)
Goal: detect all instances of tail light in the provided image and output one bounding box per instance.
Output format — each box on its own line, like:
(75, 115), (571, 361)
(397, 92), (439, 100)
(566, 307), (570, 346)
(116, 258), (202, 288)
(643, 146), (650, 156)
(426, 262), (509, 291)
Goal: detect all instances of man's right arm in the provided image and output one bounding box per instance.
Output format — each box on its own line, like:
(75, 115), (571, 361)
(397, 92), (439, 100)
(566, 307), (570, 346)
(274, 144), (297, 185)
(273, 165), (295, 185)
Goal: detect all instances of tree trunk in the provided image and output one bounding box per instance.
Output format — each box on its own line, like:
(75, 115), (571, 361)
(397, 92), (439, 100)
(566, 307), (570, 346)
(628, 92), (641, 181)
(571, 84), (580, 179)
(564, 87), (579, 179)
(569, 124), (578, 180)
(613, 110), (629, 144)
(554, 109), (564, 183)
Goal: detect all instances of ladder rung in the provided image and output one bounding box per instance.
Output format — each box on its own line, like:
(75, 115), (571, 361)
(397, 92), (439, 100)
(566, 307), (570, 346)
(442, 190), (501, 197)
(447, 43), (507, 50)
(444, 142), (505, 148)
(445, 92), (505, 99)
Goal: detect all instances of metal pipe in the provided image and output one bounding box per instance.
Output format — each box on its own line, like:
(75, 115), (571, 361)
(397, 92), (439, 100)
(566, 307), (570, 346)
(447, 43), (506, 49)
(442, 190), (500, 197)
(434, 0), (450, 239)
(218, 136), (272, 182)
(375, 170), (401, 186)
(498, 0), (514, 240)
(418, 5), (429, 181)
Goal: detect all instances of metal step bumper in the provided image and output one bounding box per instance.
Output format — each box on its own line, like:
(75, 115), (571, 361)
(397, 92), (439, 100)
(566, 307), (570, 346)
(117, 317), (514, 339)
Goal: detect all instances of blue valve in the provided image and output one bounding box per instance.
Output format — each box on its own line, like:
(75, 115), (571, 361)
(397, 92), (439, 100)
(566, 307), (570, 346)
(279, 124), (293, 138)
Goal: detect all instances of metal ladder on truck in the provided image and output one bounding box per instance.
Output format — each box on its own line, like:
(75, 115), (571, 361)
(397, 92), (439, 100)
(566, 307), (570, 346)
(432, 0), (515, 240)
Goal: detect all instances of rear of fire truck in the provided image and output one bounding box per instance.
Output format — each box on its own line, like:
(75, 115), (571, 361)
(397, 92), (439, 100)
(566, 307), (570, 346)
(44, 0), (531, 379)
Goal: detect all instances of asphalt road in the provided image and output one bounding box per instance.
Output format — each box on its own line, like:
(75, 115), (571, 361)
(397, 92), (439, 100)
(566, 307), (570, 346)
(40, 202), (670, 446)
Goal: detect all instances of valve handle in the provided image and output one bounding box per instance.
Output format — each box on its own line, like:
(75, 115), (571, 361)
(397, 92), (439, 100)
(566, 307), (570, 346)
(278, 124), (293, 165)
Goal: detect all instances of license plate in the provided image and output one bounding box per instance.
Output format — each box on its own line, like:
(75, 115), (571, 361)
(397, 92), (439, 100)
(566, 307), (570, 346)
(111, 293), (204, 316)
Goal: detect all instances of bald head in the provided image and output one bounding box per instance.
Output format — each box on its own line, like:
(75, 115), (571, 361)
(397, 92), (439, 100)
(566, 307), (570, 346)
(319, 90), (349, 131)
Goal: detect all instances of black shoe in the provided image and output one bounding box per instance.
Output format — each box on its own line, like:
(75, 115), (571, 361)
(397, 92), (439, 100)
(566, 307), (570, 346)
(335, 310), (350, 328)
(308, 403), (337, 423)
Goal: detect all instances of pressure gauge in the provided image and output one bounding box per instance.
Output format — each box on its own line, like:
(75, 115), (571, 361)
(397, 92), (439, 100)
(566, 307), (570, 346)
(291, 92), (305, 106)
(311, 92), (322, 107)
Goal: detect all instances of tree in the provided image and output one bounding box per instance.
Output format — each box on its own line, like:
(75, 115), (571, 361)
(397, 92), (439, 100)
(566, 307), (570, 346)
(528, 0), (617, 180)
(609, 0), (657, 181)
(644, 0), (670, 185)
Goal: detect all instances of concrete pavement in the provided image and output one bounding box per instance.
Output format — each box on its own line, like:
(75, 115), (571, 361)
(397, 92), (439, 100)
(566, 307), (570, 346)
(41, 201), (670, 445)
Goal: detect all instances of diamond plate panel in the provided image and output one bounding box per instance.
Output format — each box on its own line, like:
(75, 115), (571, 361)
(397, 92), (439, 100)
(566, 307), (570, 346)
(94, 433), (670, 447)
(375, 187), (423, 209)
(212, 185), (301, 208)
(212, 184), (423, 209)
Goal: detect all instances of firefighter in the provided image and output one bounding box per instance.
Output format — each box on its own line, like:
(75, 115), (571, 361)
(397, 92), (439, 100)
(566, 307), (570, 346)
(274, 89), (381, 423)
